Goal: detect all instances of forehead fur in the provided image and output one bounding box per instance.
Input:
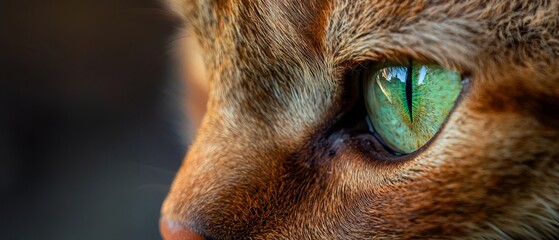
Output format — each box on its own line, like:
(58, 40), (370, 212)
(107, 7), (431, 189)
(178, 0), (559, 118)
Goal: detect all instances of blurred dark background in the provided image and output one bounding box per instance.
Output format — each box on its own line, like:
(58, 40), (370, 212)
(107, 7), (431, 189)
(1, 1), (186, 239)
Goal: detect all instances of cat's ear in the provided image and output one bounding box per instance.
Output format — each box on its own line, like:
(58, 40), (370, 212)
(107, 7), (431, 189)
(179, 31), (208, 132)
(166, 0), (194, 21)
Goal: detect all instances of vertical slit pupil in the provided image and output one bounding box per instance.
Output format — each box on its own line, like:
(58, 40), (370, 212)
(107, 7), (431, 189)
(405, 61), (413, 122)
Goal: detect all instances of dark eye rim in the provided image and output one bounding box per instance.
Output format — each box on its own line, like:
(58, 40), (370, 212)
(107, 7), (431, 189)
(355, 60), (472, 163)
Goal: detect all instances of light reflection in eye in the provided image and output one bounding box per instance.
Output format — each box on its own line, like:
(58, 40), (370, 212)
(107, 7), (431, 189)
(417, 65), (427, 85)
(383, 67), (407, 83)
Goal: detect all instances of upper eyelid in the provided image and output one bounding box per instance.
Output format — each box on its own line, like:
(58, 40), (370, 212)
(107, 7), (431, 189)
(359, 59), (465, 77)
(330, 21), (479, 73)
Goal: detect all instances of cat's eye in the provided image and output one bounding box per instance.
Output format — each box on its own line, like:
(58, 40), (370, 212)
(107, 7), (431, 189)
(363, 61), (462, 154)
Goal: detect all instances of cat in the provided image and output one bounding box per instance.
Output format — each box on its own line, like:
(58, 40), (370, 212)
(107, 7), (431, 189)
(161, 0), (559, 239)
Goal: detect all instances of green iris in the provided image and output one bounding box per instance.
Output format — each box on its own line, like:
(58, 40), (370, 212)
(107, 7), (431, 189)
(363, 62), (462, 154)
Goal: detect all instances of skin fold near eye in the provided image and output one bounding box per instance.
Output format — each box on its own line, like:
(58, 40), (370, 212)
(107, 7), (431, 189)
(364, 62), (462, 154)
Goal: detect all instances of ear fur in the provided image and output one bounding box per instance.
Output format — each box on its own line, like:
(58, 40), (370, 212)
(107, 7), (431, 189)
(166, 0), (192, 21)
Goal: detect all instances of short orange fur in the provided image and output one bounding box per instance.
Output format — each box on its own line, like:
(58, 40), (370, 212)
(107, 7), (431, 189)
(163, 0), (559, 239)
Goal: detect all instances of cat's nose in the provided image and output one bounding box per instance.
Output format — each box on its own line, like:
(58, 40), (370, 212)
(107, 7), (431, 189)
(160, 219), (205, 240)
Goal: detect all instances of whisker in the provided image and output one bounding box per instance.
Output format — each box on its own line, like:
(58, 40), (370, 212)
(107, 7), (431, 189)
(128, 8), (172, 17)
(130, 161), (177, 176)
(133, 184), (171, 192)
(487, 222), (513, 240)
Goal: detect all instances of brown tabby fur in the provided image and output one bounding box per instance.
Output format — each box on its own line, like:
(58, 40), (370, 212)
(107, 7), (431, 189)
(162, 0), (559, 239)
